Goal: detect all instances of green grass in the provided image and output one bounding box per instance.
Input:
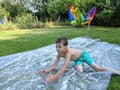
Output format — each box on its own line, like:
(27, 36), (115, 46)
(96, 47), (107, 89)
(107, 75), (120, 90)
(0, 26), (120, 89)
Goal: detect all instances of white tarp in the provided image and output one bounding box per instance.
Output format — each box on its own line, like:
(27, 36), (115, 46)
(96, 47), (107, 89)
(0, 37), (120, 90)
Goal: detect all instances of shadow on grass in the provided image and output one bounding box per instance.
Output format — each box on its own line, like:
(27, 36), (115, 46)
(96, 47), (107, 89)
(0, 26), (120, 56)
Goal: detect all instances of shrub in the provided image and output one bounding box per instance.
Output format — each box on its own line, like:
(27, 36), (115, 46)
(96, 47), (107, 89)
(110, 4), (120, 27)
(0, 22), (19, 30)
(95, 9), (113, 26)
(19, 22), (45, 29)
(15, 13), (33, 24)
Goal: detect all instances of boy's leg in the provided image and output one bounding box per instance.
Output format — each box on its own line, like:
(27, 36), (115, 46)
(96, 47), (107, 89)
(90, 62), (120, 75)
(74, 65), (83, 73)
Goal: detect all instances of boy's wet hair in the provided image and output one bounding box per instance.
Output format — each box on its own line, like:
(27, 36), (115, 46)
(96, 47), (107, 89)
(56, 37), (68, 46)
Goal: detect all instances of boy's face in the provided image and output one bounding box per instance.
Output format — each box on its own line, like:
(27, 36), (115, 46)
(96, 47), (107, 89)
(56, 42), (67, 53)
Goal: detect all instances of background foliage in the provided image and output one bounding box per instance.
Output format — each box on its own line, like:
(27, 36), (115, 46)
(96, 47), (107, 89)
(0, 0), (120, 28)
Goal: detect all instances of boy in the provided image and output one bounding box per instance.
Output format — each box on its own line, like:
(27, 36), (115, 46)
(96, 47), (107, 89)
(39, 37), (120, 83)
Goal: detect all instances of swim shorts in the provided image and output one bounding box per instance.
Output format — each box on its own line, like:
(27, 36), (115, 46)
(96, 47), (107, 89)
(74, 50), (94, 66)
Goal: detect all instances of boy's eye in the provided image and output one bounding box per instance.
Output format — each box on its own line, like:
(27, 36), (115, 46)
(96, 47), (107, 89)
(56, 46), (61, 48)
(58, 46), (61, 48)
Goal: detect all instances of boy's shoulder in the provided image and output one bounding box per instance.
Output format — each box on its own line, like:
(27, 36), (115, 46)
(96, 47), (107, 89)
(69, 48), (81, 51)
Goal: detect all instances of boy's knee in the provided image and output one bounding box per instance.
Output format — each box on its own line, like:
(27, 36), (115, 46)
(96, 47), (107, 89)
(75, 68), (83, 73)
(77, 70), (83, 73)
(74, 65), (83, 73)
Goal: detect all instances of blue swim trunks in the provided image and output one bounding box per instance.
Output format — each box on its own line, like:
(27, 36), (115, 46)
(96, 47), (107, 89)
(74, 50), (94, 66)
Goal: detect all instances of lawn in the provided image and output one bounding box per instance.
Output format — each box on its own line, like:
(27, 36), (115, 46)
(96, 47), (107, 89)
(0, 26), (120, 89)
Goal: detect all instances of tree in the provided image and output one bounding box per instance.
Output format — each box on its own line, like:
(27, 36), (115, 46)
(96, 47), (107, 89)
(1, 0), (29, 21)
(0, 4), (9, 19)
(47, 0), (73, 20)
(33, 0), (48, 20)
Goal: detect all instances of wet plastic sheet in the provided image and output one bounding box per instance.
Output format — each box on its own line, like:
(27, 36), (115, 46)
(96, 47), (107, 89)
(0, 37), (120, 90)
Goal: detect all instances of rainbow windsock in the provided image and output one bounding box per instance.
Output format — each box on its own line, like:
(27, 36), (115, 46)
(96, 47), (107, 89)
(68, 6), (97, 26)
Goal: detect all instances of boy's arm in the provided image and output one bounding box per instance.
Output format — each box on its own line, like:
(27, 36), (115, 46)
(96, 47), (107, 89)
(45, 53), (71, 83)
(54, 54), (70, 78)
(46, 54), (60, 72)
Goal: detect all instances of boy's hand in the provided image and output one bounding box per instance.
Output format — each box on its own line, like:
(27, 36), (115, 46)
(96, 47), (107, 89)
(39, 70), (49, 74)
(45, 75), (56, 83)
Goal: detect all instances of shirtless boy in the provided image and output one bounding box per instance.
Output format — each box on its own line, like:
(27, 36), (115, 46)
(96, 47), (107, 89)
(39, 37), (120, 83)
